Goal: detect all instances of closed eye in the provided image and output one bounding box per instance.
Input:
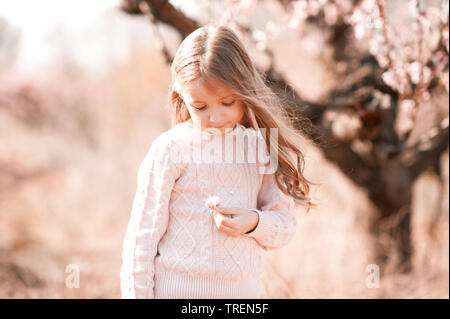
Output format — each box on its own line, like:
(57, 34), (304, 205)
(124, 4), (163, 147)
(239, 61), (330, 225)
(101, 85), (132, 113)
(222, 100), (235, 106)
(192, 100), (235, 110)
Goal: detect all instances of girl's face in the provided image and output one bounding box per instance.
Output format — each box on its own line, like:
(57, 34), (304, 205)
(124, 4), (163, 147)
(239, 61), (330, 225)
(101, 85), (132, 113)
(179, 77), (245, 133)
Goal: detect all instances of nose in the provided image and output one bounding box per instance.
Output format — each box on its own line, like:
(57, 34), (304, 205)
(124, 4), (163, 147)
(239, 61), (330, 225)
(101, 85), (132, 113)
(209, 111), (224, 126)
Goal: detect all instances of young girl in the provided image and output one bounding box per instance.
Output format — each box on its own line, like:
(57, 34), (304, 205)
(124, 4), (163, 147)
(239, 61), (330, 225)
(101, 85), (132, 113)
(120, 24), (316, 299)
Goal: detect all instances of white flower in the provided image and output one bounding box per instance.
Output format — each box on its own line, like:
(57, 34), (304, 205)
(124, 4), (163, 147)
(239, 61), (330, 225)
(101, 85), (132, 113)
(205, 196), (222, 209)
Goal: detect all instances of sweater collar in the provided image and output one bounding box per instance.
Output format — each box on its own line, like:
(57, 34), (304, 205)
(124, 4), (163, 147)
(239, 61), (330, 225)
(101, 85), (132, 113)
(186, 120), (244, 139)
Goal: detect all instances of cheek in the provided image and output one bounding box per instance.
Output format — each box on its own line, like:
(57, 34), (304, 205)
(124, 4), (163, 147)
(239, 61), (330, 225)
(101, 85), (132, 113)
(186, 106), (203, 120)
(232, 102), (245, 120)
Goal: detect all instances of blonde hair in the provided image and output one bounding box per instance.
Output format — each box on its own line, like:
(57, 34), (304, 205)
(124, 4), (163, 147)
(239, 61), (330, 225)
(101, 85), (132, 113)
(168, 24), (319, 212)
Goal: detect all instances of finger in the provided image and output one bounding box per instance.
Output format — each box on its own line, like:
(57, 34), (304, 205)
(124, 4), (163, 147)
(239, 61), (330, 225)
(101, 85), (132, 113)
(214, 206), (229, 214)
(218, 214), (235, 227)
(212, 210), (235, 221)
(212, 212), (236, 229)
(213, 207), (235, 217)
(217, 224), (237, 237)
(212, 211), (223, 228)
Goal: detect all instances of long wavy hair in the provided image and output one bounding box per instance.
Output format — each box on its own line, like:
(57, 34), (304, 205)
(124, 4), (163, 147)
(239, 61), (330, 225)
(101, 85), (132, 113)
(168, 24), (319, 212)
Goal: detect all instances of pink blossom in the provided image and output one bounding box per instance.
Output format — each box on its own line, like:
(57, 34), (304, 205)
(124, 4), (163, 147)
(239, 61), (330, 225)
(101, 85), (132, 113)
(407, 62), (432, 84)
(289, 1), (308, 29)
(394, 65), (410, 93)
(349, 8), (366, 25)
(328, 111), (362, 141)
(440, 71), (449, 93)
(368, 35), (388, 56)
(265, 21), (280, 38)
(424, 7), (440, 27)
(421, 90), (431, 101)
(307, 0), (321, 16)
(406, 62), (422, 84)
(324, 3), (339, 25)
(382, 66), (410, 93)
(407, 0), (419, 19)
(443, 27), (449, 53)
(375, 54), (390, 68)
(381, 70), (398, 88)
(337, 0), (353, 12)
(422, 67), (432, 84)
(440, 1), (449, 22)
(361, 0), (376, 13)
(354, 23), (367, 39)
(252, 29), (267, 51)
(418, 14), (432, 32)
(395, 99), (416, 138)
(239, 0), (256, 13)
(412, 21), (424, 39)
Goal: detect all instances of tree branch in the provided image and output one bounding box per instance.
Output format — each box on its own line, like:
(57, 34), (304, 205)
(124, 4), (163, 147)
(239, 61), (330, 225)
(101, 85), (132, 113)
(121, 0), (198, 39)
(119, 0), (449, 194)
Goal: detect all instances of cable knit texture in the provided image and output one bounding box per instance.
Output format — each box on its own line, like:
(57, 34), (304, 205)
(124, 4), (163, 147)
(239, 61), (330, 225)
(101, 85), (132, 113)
(120, 121), (296, 299)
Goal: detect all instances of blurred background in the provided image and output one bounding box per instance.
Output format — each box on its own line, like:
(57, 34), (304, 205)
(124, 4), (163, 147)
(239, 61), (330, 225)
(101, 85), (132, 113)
(0, 0), (448, 298)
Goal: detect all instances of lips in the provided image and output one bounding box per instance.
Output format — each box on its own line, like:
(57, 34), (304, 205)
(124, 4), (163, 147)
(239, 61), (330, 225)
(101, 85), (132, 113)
(209, 124), (227, 129)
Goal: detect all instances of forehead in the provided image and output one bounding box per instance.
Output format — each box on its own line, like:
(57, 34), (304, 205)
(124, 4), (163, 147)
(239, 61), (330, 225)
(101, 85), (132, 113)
(181, 77), (234, 100)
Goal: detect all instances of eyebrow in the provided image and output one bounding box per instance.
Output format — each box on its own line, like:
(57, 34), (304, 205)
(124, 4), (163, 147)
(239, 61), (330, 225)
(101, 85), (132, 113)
(190, 94), (235, 103)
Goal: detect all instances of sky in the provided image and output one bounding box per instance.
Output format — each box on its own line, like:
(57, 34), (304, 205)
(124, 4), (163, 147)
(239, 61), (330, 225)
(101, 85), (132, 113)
(0, 1), (227, 76)
(0, 0), (177, 75)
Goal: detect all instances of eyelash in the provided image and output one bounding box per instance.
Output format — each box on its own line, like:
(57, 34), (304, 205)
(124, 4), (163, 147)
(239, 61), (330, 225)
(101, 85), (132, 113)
(193, 101), (235, 111)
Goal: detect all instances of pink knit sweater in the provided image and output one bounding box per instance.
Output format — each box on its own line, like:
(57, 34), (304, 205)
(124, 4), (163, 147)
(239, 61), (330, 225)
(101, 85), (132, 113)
(120, 121), (296, 299)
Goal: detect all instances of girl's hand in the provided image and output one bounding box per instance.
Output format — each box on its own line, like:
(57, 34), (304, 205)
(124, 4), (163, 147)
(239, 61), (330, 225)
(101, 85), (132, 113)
(210, 207), (259, 237)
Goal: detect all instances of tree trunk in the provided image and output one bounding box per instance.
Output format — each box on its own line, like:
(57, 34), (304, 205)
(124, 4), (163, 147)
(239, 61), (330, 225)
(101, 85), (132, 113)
(367, 162), (414, 274)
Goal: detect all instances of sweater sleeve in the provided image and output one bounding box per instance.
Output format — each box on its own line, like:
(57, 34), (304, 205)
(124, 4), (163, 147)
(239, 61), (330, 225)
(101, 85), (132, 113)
(243, 172), (297, 251)
(120, 133), (182, 299)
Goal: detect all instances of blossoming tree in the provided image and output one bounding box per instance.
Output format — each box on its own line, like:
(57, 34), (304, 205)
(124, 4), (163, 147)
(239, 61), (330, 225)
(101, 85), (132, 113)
(121, 0), (449, 274)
